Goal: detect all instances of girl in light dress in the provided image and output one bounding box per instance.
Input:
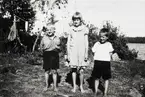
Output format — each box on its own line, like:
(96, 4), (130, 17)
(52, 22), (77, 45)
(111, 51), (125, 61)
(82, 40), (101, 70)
(66, 12), (89, 93)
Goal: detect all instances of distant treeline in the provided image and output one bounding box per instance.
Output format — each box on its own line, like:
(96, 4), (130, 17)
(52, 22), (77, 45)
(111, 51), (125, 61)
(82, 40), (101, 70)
(125, 37), (145, 43)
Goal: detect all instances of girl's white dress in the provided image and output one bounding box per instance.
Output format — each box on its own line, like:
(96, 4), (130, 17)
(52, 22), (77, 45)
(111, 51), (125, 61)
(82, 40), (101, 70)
(67, 25), (89, 67)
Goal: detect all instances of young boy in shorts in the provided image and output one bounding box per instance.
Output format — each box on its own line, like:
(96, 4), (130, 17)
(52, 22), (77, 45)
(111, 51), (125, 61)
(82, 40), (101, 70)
(91, 28), (114, 96)
(40, 25), (60, 91)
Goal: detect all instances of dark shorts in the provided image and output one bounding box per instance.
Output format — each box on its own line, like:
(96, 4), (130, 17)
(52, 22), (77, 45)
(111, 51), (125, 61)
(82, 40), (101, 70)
(43, 51), (59, 71)
(91, 60), (111, 80)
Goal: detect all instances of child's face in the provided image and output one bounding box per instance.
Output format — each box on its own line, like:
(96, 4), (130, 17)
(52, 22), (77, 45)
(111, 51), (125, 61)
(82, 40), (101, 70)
(99, 32), (108, 43)
(46, 28), (55, 37)
(73, 18), (81, 27)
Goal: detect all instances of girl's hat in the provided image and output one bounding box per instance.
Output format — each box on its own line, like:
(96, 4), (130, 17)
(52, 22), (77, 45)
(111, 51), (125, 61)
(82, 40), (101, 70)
(72, 12), (82, 21)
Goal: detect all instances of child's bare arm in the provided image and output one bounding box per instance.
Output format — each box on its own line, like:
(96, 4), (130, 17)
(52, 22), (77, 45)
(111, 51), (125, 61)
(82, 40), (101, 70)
(109, 52), (114, 61)
(66, 34), (71, 61)
(84, 34), (88, 60)
(39, 37), (44, 51)
(92, 43), (97, 53)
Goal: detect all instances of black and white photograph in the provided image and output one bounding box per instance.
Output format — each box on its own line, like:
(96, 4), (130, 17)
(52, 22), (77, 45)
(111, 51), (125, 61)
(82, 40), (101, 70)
(0, 0), (145, 97)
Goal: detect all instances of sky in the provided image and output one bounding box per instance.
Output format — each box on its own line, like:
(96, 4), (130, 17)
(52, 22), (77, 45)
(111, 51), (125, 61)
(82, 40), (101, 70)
(64, 0), (145, 37)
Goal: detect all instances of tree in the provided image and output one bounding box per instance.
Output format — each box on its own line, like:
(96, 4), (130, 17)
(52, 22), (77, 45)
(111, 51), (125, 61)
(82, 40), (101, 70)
(1, 0), (35, 21)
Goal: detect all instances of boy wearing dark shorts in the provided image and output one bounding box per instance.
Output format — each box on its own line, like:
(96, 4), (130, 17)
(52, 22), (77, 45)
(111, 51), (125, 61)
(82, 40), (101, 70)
(91, 28), (114, 96)
(40, 25), (60, 91)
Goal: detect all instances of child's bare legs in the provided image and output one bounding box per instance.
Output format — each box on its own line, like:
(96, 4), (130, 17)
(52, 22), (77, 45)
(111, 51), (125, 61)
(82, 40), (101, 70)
(52, 70), (58, 91)
(104, 80), (109, 96)
(72, 71), (77, 92)
(79, 69), (85, 93)
(44, 70), (50, 91)
(94, 79), (99, 95)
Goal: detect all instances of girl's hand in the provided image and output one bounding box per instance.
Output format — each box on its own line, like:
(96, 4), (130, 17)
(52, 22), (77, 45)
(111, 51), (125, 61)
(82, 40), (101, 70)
(64, 54), (70, 62)
(84, 55), (88, 62)
(64, 55), (68, 60)
(66, 54), (70, 62)
(84, 58), (88, 62)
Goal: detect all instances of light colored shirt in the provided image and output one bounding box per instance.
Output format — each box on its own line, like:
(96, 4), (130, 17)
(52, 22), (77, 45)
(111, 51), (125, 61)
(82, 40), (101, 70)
(92, 41), (114, 61)
(40, 35), (60, 51)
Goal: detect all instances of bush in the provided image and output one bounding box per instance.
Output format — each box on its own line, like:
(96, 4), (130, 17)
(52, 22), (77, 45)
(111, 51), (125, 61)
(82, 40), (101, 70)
(105, 22), (138, 60)
(109, 33), (138, 60)
(87, 24), (99, 60)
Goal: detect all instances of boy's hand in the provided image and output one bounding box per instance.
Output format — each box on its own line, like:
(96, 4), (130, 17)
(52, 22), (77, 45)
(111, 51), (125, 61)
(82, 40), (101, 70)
(38, 48), (42, 53)
(110, 52), (113, 61)
(67, 55), (70, 62)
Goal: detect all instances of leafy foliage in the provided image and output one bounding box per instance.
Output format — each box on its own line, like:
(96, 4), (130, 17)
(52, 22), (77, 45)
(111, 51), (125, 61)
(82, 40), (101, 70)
(1, 0), (35, 21)
(87, 24), (99, 60)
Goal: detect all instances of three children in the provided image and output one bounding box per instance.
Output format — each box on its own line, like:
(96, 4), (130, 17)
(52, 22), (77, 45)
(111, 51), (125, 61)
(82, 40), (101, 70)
(40, 12), (114, 96)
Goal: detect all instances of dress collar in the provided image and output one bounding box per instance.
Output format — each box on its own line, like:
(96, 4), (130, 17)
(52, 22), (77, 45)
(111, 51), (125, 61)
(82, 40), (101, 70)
(72, 25), (85, 32)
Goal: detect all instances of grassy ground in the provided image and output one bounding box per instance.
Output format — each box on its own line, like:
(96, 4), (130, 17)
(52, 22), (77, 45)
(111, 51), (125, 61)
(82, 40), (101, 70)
(0, 52), (145, 97)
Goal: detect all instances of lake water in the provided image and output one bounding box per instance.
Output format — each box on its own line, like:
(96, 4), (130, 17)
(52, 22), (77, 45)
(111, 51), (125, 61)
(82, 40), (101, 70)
(127, 43), (145, 60)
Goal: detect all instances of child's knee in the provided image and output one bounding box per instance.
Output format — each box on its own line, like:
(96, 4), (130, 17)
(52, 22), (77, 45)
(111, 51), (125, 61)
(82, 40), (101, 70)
(51, 69), (57, 74)
(79, 68), (84, 74)
(45, 70), (50, 74)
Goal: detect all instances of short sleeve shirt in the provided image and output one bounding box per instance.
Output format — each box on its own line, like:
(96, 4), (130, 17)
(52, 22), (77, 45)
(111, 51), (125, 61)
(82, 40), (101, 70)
(40, 35), (60, 51)
(92, 41), (114, 61)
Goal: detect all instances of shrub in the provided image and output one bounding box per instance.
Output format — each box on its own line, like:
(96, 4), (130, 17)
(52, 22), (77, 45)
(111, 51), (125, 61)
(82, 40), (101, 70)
(104, 21), (138, 60)
(87, 24), (99, 61)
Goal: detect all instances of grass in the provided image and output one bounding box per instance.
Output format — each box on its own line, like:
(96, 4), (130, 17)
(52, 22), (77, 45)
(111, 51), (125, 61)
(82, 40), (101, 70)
(0, 52), (145, 97)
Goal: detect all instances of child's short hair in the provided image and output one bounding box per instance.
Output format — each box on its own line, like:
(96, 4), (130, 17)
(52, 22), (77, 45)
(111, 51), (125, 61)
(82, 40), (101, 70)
(99, 28), (109, 37)
(72, 12), (82, 21)
(43, 25), (56, 33)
